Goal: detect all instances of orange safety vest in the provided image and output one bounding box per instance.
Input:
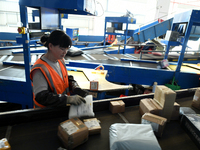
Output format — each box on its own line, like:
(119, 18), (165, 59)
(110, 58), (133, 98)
(106, 35), (115, 44)
(30, 57), (70, 108)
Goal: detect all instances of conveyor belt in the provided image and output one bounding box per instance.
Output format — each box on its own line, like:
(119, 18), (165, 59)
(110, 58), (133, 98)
(74, 59), (159, 69)
(0, 90), (199, 150)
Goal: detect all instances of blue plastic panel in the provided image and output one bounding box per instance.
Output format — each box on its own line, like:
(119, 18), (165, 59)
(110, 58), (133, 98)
(105, 17), (136, 24)
(78, 35), (104, 42)
(0, 32), (21, 40)
(173, 10), (200, 24)
(134, 21), (159, 33)
(0, 79), (33, 108)
(19, 0), (95, 15)
(133, 18), (173, 42)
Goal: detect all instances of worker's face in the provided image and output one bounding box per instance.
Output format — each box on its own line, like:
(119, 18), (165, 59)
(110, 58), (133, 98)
(49, 43), (68, 60)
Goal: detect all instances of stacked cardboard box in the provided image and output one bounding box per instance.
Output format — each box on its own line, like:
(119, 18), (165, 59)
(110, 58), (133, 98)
(110, 100), (125, 114)
(58, 117), (88, 150)
(139, 98), (162, 116)
(83, 118), (101, 135)
(141, 113), (167, 137)
(139, 85), (177, 122)
(140, 99), (180, 121)
(153, 85), (176, 121)
(192, 88), (200, 110)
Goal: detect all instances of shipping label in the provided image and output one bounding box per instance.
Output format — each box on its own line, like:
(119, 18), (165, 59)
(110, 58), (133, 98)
(61, 121), (79, 135)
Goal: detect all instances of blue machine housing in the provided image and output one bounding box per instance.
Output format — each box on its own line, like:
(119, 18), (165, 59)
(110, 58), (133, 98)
(19, 0), (96, 16)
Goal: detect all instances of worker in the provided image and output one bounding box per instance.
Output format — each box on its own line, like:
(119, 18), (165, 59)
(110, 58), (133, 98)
(30, 30), (88, 108)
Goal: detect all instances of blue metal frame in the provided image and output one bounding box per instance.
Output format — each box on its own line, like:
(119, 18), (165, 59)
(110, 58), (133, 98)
(0, 5), (34, 108)
(103, 17), (136, 53)
(164, 10), (200, 80)
(19, 5), (33, 108)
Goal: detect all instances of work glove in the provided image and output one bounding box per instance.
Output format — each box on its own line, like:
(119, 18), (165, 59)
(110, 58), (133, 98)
(74, 88), (89, 98)
(67, 95), (86, 106)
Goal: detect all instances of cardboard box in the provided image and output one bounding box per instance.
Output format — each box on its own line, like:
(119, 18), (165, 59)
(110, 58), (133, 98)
(110, 100), (125, 114)
(154, 85), (176, 122)
(140, 99), (180, 121)
(0, 138), (11, 150)
(171, 102), (180, 120)
(90, 81), (98, 91)
(83, 118), (101, 135)
(141, 113), (167, 137)
(193, 88), (200, 104)
(139, 98), (162, 116)
(192, 88), (200, 110)
(192, 101), (200, 110)
(58, 117), (88, 150)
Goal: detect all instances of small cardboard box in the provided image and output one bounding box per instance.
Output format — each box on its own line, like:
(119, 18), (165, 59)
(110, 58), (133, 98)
(154, 85), (176, 122)
(110, 100), (125, 114)
(83, 118), (101, 135)
(90, 81), (99, 91)
(171, 102), (180, 120)
(141, 113), (167, 137)
(139, 98), (162, 116)
(58, 117), (89, 150)
(192, 88), (200, 110)
(0, 138), (11, 150)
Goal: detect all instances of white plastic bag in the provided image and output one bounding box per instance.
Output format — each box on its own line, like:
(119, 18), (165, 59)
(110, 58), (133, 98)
(68, 95), (95, 119)
(109, 123), (161, 150)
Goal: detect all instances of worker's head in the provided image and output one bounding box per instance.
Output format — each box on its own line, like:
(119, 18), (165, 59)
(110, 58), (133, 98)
(40, 30), (72, 60)
(40, 29), (72, 49)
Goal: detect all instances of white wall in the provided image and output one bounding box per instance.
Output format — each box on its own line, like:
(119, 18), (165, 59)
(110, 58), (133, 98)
(0, 0), (157, 35)
(1, 0), (200, 36)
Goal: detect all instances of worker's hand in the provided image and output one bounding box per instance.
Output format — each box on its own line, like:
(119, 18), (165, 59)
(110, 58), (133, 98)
(74, 88), (89, 98)
(67, 95), (86, 106)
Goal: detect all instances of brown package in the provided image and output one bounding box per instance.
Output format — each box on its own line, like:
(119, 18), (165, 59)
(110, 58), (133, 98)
(57, 117), (89, 150)
(0, 138), (11, 150)
(154, 85), (176, 122)
(110, 100), (125, 114)
(171, 102), (180, 120)
(192, 88), (200, 110)
(141, 113), (167, 137)
(139, 98), (162, 116)
(192, 101), (200, 110)
(83, 118), (101, 135)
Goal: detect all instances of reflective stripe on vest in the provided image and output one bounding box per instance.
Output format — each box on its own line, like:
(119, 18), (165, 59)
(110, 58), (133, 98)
(31, 63), (58, 94)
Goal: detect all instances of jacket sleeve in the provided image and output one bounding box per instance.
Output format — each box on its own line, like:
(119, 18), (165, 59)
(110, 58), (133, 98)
(68, 75), (80, 91)
(35, 90), (67, 107)
(68, 75), (89, 97)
